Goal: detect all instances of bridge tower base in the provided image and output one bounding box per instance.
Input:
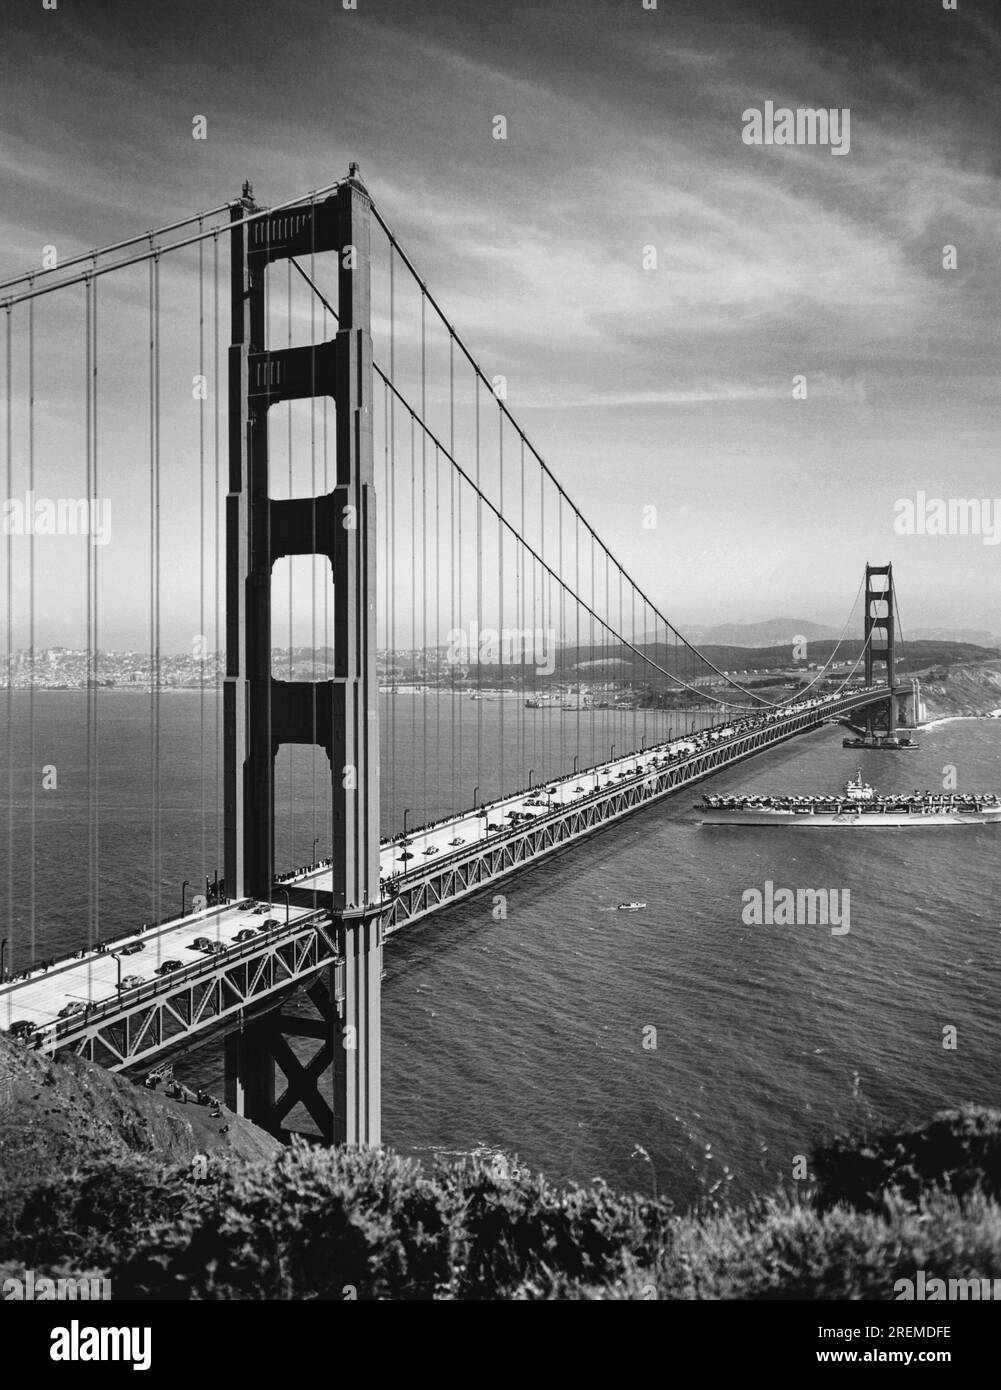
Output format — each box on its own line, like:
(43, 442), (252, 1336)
(224, 910), (381, 1144)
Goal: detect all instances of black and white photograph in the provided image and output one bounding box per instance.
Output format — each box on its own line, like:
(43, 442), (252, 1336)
(1, 0), (999, 1340)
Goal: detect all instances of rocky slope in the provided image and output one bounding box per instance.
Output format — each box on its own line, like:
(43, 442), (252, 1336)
(916, 659), (1001, 720)
(0, 1032), (281, 1191)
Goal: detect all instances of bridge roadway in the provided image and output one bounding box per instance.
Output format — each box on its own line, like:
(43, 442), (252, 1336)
(0, 685), (891, 1066)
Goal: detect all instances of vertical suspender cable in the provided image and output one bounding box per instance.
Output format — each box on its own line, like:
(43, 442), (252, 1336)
(91, 275), (100, 944)
(450, 439), (458, 815)
(574, 511), (580, 773)
(475, 377), (481, 798)
(539, 469), (545, 774)
(154, 254), (162, 927)
(410, 414), (416, 819)
(213, 231), (221, 879)
(420, 389), (427, 825)
(309, 198), (317, 865)
(519, 438), (525, 781)
(420, 293), (427, 824)
(287, 258), (293, 867)
(389, 246), (395, 832)
(198, 228), (206, 883)
(456, 391), (463, 807)
(434, 442), (440, 818)
(449, 333), (457, 812)
(556, 492), (561, 778)
(531, 452), (537, 777)
(28, 297), (36, 960)
(148, 254), (162, 932)
(384, 375), (393, 827)
(4, 308), (12, 978)
(497, 410), (503, 799)
(85, 278), (93, 955)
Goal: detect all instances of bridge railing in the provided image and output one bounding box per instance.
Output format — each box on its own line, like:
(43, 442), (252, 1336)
(26, 909), (334, 1049)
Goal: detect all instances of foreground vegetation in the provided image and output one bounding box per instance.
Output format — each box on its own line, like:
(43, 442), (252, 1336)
(1, 1105), (999, 1299)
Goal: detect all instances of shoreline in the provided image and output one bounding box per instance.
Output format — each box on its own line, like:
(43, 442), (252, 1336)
(919, 713), (1000, 730)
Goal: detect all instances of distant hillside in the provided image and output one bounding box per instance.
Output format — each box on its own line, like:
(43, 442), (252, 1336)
(558, 637), (1001, 676)
(680, 618), (842, 647)
(910, 627), (1001, 648)
(694, 638), (1001, 673)
(639, 623), (1001, 653)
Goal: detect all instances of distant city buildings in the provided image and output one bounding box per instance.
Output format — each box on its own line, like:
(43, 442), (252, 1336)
(0, 643), (871, 698)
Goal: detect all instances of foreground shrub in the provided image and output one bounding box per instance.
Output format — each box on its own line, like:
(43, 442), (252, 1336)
(812, 1106), (1001, 1213)
(1, 1108), (999, 1299)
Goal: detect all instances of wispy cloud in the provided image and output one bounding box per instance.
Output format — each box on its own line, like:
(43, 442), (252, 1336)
(0, 0), (998, 636)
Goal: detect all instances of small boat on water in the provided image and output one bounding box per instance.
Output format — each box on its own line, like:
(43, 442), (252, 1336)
(617, 901), (647, 911)
(699, 771), (1001, 827)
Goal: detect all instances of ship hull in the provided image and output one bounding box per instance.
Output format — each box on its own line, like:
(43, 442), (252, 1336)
(702, 807), (1001, 827)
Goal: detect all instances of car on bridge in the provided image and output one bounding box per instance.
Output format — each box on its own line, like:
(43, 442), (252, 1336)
(232, 928), (256, 943)
(120, 941), (145, 955)
(256, 918), (281, 932)
(121, 974), (145, 990)
(57, 1001), (86, 1019)
(7, 1019), (36, 1038)
(189, 936), (213, 951)
(156, 959), (183, 975)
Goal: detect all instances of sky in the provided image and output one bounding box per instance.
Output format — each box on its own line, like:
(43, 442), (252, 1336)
(1, 0), (999, 649)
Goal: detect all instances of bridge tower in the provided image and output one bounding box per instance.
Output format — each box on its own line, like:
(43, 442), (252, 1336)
(863, 562), (896, 739)
(223, 167), (381, 1146)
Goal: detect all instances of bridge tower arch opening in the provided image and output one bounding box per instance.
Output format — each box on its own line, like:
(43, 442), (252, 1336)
(223, 167), (381, 1147)
(863, 562), (897, 739)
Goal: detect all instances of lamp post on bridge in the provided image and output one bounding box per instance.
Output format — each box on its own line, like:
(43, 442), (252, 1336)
(0, 937), (6, 982)
(312, 837), (319, 864)
(402, 808), (410, 841)
(110, 951), (123, 995)
(528, 768), (534, 790)
(573, 754), (579, 775)
(180, 880), (189, 918)
(277, 888), (290, 928)
(472, 786), (478, 810)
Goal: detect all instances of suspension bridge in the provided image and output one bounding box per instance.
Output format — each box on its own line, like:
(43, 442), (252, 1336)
(0, 166), (910, 1146)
